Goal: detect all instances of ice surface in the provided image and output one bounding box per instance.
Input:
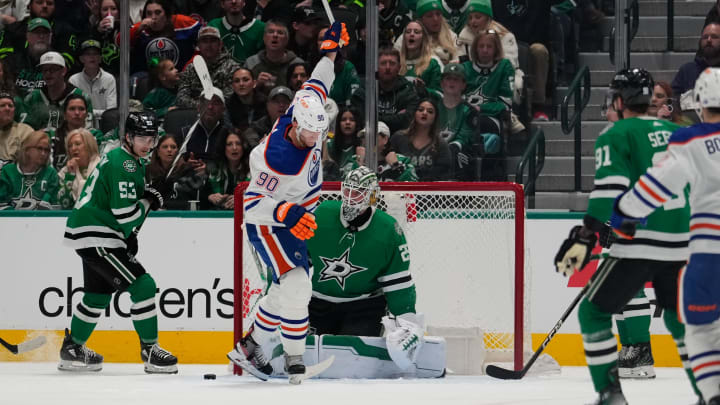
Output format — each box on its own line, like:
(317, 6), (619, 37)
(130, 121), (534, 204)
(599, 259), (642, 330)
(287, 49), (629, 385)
(0, 363), (698, 405)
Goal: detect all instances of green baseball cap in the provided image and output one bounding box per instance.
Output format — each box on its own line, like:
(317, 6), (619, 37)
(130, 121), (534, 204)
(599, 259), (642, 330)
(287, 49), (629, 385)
(443, 63), (466, 80)
(27, 18), (51, 32)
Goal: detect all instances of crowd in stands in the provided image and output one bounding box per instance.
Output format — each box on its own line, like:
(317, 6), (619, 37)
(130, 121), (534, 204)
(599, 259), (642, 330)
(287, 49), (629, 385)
(0, 0), (717, 210)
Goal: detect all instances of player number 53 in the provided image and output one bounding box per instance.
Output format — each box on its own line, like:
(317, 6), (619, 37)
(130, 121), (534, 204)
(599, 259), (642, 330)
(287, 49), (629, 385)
(119, 182), (137, 199)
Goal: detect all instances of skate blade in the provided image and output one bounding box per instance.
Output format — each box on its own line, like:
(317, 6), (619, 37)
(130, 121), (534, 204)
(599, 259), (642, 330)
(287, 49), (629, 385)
(144, 363), (178, 374)
(57, 359), (102, 372)
(288, 355), (335, 385)
(618, 366), (656, 379)
(227, 350), (269, 381)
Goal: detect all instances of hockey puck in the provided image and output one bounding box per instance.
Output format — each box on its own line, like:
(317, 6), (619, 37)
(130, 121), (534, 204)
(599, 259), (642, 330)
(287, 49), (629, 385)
(203, 373), (216, 380)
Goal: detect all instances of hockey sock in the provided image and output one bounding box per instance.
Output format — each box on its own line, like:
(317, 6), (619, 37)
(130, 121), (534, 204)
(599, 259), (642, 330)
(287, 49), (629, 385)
(616, 290), (651, 345)
(664, 309), (702, 397)
(127, 274), (158, 344)
(70, 293), (111, 344)
(579, 297), (618, 393)
(252, 285), (282, 345)
(686, 322), (720, 400)
(278, 268), (311, 356)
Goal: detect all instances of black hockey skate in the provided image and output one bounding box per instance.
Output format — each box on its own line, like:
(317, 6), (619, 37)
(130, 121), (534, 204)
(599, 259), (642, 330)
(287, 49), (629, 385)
(227, 332), (273, 381)
(141, 342), (178, 374)
(588, 367), (627, 405)
(284, 353), (306, 385)
(618, 342), (655, 379)
(57, 328), (103, 372)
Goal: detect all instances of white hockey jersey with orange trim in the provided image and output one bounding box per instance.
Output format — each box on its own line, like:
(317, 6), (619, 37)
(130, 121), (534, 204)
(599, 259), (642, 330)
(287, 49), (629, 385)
(243, 57), (335, 227)
(618, 122), (720, 255)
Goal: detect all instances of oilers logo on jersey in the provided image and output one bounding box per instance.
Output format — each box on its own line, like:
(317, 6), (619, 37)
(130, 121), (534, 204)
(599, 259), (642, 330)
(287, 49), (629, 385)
(308, 149), (321, 187)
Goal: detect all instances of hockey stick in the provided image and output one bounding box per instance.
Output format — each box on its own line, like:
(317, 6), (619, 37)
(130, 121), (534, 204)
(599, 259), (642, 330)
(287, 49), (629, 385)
(0, 335), (47, 355)
(166, 55), (213, 179)
(486, 253), (607, 380)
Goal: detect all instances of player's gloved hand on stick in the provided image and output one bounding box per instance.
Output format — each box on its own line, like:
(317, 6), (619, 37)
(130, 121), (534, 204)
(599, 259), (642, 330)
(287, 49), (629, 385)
(320, 21), (350, 55)
(143, 184), (165, 211)
(126, 230), (139, 258)
(554, 225), (597, 277)
(274, 201), (318, 240)
(609, 193), (647, 240)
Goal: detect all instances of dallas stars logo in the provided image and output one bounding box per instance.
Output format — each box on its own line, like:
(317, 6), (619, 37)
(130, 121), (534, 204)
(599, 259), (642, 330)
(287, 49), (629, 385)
(318, 249), (367, 289)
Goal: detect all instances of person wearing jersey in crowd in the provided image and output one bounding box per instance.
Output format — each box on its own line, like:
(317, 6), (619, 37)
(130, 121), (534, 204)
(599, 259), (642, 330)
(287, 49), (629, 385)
(207, 0), (265, 65)
(613, 67), (720, 405)
(306, 166), (423, 371)
(59, 111), (178, 374)
(5, 17), (53, 97)
(0, 129), (59, 210)
(22, 51), (94, 132)
(227, 21), (349, 385)
(47, 94), (103, 171)
(129, 0), (201, 74)
(554, 68), (702, 405)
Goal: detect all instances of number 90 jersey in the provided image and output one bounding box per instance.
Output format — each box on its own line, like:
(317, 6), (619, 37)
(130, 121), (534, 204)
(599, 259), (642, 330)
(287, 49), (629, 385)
(588, 116), (689, 261)
(64, 147), (150, 250)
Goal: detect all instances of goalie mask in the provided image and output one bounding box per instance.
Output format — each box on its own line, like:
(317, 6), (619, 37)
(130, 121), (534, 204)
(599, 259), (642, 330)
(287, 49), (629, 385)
(693, 68), (720, 121)
(341, 166), (379, 222)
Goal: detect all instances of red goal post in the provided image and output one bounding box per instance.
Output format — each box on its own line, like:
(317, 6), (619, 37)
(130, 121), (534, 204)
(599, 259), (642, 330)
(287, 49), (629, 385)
(234, 181), (528, 374)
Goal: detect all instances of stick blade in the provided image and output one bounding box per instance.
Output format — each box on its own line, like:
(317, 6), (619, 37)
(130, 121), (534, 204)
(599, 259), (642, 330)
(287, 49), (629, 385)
(485, 364), (524, 380)
(16, 336), (47, 354)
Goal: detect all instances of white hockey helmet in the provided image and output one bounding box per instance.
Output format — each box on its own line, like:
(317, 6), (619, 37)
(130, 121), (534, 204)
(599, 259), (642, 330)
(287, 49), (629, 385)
(694, 68), (720, 110)
(341, 165), (379, 222)
(292, 95), (328, 136)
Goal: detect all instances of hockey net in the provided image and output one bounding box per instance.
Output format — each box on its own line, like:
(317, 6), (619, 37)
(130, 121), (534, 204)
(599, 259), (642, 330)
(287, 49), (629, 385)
(233, 182), (531, 374)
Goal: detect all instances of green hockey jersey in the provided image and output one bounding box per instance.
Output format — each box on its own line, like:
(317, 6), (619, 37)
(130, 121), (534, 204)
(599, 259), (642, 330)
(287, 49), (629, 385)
(208, 17), (265, 64)
(64, 146), (150, 249)
(461, 58), (514, 118)
(0, 163), (59, 210)
(587, 116), (689, 261)
(21, 86), (94, 131)
(307, 200), (416, 316)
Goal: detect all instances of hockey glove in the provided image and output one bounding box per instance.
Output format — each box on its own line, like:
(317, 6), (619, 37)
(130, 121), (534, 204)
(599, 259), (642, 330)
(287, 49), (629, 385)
(609, 193), (647, 240)
(126, 230), (139, 259)
(554, 225), (597, 277)
(320, 22), (350, 55)
(274, 201), (317, 240)
(382, 313), (425, 370)
(143, 185), (165, 211)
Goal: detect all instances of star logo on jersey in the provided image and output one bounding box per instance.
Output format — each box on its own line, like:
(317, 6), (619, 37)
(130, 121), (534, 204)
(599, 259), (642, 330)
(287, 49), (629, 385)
(317, 249), (367, 289)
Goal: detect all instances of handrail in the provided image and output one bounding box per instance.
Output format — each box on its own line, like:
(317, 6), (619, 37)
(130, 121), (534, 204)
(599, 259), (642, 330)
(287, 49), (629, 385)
(560, 66), (591, 191)
(515, 127), (545, 209)
(667, 0), (674, 52)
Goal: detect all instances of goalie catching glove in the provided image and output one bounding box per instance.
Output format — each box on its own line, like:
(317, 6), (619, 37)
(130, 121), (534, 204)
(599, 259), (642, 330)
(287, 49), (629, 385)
(274, 201), (317, 240)
(382, 312), (425, 370)
(554, 225), (597, 277)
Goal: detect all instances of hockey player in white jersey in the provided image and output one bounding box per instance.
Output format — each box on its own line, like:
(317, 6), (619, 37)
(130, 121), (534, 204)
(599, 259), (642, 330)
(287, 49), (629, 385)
(612, 68), (720, 404)
(228, 21), (350, 385)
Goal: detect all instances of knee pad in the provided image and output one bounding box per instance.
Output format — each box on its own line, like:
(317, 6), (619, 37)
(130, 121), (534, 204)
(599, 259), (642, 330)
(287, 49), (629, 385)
(278, 267), (312, 310)
(127, 273), (157, 303)
(83, 292), (111, 309)
(578, 297), (613, 335)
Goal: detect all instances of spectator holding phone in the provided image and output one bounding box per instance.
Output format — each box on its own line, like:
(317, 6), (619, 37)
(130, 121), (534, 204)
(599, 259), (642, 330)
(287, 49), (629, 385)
(649, 81), (692, 126)
(146, 133), (207, 210)
(179, 87), (228, 168)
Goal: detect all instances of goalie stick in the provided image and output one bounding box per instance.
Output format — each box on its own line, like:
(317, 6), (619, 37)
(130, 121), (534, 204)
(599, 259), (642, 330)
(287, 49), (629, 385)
(486, 253), (607, 380)
(0, 335), (47, 355)
(166, 55), (214, 179)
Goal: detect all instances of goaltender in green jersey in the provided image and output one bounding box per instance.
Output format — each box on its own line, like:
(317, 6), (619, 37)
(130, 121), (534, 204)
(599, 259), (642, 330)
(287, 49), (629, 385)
(267, 166), (444, 378)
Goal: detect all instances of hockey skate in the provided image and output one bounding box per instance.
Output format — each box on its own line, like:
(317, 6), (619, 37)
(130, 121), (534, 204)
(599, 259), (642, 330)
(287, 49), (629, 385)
(141, 342), (178, 374)
(57, 328), (103, 372)
(588, 367), (627, 405)
(227, 332), (273, 381)
(618, 342), (655, 379)
(285, 353), (306, 385)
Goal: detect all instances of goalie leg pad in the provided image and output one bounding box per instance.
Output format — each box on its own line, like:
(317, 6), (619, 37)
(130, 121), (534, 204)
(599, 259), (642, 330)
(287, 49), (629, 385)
(278, 267), (312, 356)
